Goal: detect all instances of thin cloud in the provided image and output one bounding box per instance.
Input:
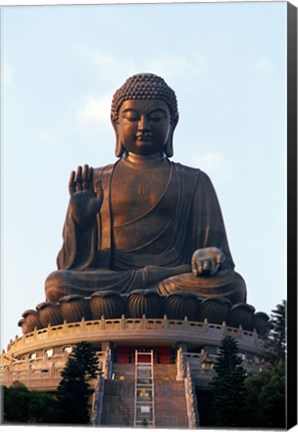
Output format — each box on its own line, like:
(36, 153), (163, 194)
(75, 46), (208, 130)
(193, 151), (226, 173)
(77, 94), (112, 127)
(75, 44), (208, 85)
(93, 51), (136, 84)
(75, 44), (136, 86)
(146, 53), (208, 79)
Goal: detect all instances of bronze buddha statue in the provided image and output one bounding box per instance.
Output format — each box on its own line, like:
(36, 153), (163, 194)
(45, 73), (246, 306)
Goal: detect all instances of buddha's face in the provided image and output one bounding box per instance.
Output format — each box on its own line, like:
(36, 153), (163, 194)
(116, 99), (171, 156)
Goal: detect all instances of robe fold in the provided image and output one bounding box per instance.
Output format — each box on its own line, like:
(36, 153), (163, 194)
(45, 160), (246, 303)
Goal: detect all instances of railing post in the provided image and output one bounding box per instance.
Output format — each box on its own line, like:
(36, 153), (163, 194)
(203, 318), (209, 332)
(222, 321), (228, 336)
(141, 315), (146, 329)
(103, 348), (112, 379)
(176, 347), (184, 381)
(28, 364), (32, 381)
(163, 315), (168, 329)
(6, 366), (10, 383)
(121, 314), (126, 330)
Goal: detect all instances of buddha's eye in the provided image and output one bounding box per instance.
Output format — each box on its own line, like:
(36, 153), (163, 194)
(122, 110), (139, 122)
(149, 110), (168, 122)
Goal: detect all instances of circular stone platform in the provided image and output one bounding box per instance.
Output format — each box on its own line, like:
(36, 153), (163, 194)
(1, 315), (271, 392)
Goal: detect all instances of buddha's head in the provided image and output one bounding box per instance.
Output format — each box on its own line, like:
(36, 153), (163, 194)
(111, 73), (179, 158)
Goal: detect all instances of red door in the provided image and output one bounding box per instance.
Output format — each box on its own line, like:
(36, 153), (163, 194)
(115, 346), (172, 364)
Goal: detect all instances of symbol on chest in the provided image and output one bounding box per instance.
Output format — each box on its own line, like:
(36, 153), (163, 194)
(138, 184), (150, 195)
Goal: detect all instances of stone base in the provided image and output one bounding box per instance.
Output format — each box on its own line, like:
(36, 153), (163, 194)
(18, 291), (269, 336)
(2, 316), (271, 393)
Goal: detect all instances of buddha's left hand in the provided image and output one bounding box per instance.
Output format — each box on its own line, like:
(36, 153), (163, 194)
(191, 247), (225, 277)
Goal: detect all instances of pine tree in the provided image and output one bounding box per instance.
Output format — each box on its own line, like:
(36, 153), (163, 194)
(244, 370), (267, 426)
(69, 341), (99, 380)
(210, 335), (247, 427)
(244, 360), (285, 428)
(257, 360), (285, 428)
(56, 341), (99, 425)
(264, 300), (286, 365)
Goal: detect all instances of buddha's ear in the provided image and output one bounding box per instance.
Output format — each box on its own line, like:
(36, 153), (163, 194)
(165, 116), (178, 158)
(112, 117), (125, 158)
(115, 135), (125, 158)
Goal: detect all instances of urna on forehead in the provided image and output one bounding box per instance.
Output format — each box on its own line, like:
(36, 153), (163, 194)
(111, 73), (179, 124)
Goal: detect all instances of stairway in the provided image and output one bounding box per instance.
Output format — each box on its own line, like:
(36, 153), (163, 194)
(100, 379), (134, 426)
(95, 350), (191, 428)
(155, 380), (189, 428)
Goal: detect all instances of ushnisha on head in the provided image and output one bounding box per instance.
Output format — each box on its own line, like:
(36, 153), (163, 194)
(111, 73), (179, 158)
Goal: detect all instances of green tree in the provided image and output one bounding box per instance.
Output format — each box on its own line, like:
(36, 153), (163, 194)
(244, 361), (285, 428)
(260, 300), (286, 366)
(56, 341), (99, 425)
(209, 335), (247, 427)
(244, 370), (267, 426)
(1, 381), (58, 424)
(258, 360), (285, 428)
(265, 300), (286, 365)
(2, 381), (31, 423)
(69, 341), (99, 379)
(27, 390), (59, 423)
(244, 301), (286, 428)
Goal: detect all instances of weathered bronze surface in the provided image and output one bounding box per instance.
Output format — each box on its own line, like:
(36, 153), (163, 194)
(18, 296), (268, 334)
(45, 73), (246, 307)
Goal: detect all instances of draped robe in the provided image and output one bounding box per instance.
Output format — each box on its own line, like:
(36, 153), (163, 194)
(45, 160), (246, 304)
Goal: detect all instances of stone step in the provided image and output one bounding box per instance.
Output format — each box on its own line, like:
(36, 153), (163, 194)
(155, 380), (188, 428)
(100, 373), (188, 428)
(112, 363), (135, 379)
(100, 380), (134, 426)
(154, 363), (177, 380)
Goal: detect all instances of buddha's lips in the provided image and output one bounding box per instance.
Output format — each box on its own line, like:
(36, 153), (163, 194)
(136, 134), (153, 141)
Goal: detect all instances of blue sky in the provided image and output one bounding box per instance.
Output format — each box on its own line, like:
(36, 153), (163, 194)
(1, 2), (288, 350)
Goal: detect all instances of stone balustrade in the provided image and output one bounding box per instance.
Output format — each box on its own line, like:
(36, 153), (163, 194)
(1, 349), (109, 390)
(3, 316), (266, 361)
(180, 350), (270, 390)
(1, 317), (270, 392)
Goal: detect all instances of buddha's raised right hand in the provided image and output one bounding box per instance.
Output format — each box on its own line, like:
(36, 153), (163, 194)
(69, 164), (103, 231)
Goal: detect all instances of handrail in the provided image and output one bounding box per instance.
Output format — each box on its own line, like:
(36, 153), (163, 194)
(184, 362), (200, 428)
(104, 348), (112, 379)
(91, 374), (105, 425)
(176, 347), (185, 381)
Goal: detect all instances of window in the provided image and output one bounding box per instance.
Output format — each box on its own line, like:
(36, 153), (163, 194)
(63, 346), (73, 354)
(45, 348), (53, 357)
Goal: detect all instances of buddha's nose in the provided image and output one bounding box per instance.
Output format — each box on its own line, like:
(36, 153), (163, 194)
(138, 115), (150, 131)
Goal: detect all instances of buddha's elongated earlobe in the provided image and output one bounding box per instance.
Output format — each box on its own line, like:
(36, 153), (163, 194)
(165, 131), (174, 157)
(115, 134), (125, 158)
(112, 117), (125, 158)
(165, 117), (178, 158)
